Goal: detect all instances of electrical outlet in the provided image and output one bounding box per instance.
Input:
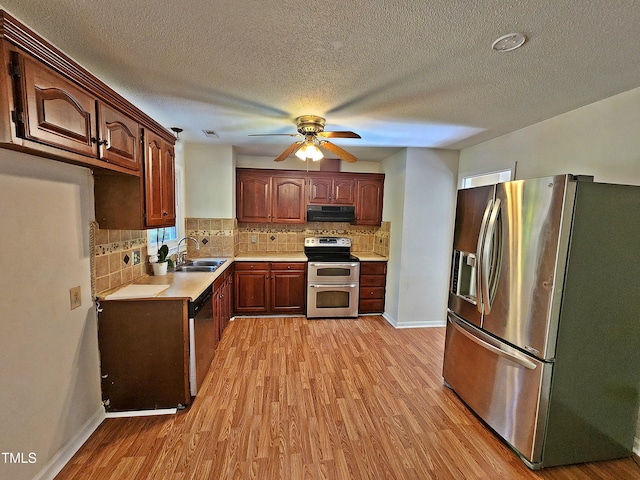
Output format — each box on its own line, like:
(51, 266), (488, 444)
(70, 286), (82, 310)
(251, 235), (257, 244)
(132, 249), (141, 265)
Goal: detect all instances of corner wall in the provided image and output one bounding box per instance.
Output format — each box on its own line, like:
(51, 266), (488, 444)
(0, 151), (103, 480)
(382, 148), (458, 328)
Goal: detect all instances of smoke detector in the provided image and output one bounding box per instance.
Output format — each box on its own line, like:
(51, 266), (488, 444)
(492, 33), (527, 52)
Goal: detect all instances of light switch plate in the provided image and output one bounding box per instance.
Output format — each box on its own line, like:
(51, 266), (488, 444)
(132, 249), (141, 265)
(70, 286), (81, 310)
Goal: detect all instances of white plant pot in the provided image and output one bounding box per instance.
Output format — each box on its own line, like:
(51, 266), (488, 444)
(152, 262), (168, 276)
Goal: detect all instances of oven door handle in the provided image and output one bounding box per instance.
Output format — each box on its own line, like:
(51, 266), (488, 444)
(309, 263), (359, 268)
(309, 283), (358, 288)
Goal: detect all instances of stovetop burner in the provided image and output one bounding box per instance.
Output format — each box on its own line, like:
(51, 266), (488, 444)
(303, 236), (359, 263)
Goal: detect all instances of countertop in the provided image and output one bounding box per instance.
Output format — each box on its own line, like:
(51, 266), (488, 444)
(99, 251), (388, 301)
(98, 259), (232, 302)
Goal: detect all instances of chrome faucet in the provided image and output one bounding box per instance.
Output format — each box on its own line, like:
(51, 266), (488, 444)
(176, 236), (200, 265)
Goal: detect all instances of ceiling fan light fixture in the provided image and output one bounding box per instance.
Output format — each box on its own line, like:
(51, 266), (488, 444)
(295, 142), (323, 161)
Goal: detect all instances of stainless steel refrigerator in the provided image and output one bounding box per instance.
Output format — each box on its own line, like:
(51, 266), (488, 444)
(443, 174), (640, 469)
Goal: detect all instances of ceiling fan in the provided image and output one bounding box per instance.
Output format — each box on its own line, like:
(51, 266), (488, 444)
(249, 115), (361, 163)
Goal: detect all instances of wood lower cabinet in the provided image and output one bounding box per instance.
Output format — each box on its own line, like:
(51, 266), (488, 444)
(359, 261), (387, 314)
(98, 298), (190, 412)
(214, 266), (233, 337)
(270, 262), (307, 314)
(234, 261), (306, 315)
(234, 262), (270, 314)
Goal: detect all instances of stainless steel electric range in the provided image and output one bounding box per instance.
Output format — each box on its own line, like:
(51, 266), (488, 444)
(304, 237), (360, 318)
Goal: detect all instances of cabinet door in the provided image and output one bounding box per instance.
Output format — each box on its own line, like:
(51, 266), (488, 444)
(97, 101), (140, 171)
(234, 264), (270, 314)
(272, 176), (306, 223)
(271, 263), (306, 314)
(98, 299), (190, 411)
(332, 177), (356, 205)
(144, 130), (176, 227)
(308, 175), (355, 205)
(308, 176), (333, 204)
(19, 54), (97, 157)
(356, 177), (384, 225)
(237, 173), (271, 222)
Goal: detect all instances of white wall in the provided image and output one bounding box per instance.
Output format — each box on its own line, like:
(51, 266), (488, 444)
(459, 86), (640, 186)
(0, 151), (103, 480)
(382, 148), (459, 328)
(184, 143), (236, 218)
(236, 155), (382, 173)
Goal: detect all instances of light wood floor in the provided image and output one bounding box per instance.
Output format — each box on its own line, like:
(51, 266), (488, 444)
(55, 316), (640, 480)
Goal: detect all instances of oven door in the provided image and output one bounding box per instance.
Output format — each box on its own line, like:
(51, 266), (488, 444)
(307, 262), (360, 283)
(307, 283), (359, 318)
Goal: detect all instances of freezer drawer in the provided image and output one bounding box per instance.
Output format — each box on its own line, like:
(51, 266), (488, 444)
(443, 313), (553, 467)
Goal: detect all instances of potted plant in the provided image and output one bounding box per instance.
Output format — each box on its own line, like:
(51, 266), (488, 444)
(152, 230), (174, 276)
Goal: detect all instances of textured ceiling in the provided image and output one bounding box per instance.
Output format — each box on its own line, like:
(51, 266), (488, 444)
(2, 1), (640, 161)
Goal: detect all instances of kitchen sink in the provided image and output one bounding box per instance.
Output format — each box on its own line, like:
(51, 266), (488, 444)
(174, 265), (220, 272)
(173, 258), (227, 273)
(185, 259), (226, 267)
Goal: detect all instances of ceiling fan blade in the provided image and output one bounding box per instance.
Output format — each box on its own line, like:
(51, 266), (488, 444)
(248, 133), (302, 137)
(274, 141), (303, 162)
(317, 131), (361, 139)
(319, 140), (358, 163)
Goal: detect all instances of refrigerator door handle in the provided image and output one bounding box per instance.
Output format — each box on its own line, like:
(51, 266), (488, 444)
(450, 315), (537, 370)
(475, 198), (494, 313)
(481, 198), (501, 314)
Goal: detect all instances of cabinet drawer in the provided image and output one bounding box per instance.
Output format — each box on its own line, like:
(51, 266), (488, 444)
(270, 262), (306, 271)
(360, 262), (387, 275)
(234, 262), (270, 271)
(359, 299), (385, 313)
(360, 286), (385, 299)
(360, 274), (386, 287)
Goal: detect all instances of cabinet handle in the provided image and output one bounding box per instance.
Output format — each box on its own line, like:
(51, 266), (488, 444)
(287, 265), (291, 269)
(163, 211), (168, 216)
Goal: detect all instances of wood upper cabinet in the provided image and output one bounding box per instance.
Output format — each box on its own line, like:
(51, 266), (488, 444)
(17, 53), (97, 157)
(144, 130), (176, 227)
(236, 168), (384, 226)
(97, 101), (140, 171)
(271, 175), (306, 223)
(94, 129), (176, 229)
(308, 175), (355, 205)
(11, 51), (142, 172)
(237, 170), (306, 224)
(236, 172), (271, 222)
(356, 175), (384, 225)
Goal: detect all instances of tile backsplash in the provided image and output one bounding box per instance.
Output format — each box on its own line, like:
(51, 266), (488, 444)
(92, 222), (149, 296)
(185, 218), (237, 258)
(91, 218), (391, 296)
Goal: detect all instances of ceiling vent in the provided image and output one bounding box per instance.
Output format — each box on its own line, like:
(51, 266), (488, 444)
(203, 130), (219, 138)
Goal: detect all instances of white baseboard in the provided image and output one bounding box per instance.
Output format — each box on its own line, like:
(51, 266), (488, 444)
(105, 408), (177, 418)
(634, 436), (640, 456)
(33, 404), (105, 480)
(382, 312), (445, 329)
